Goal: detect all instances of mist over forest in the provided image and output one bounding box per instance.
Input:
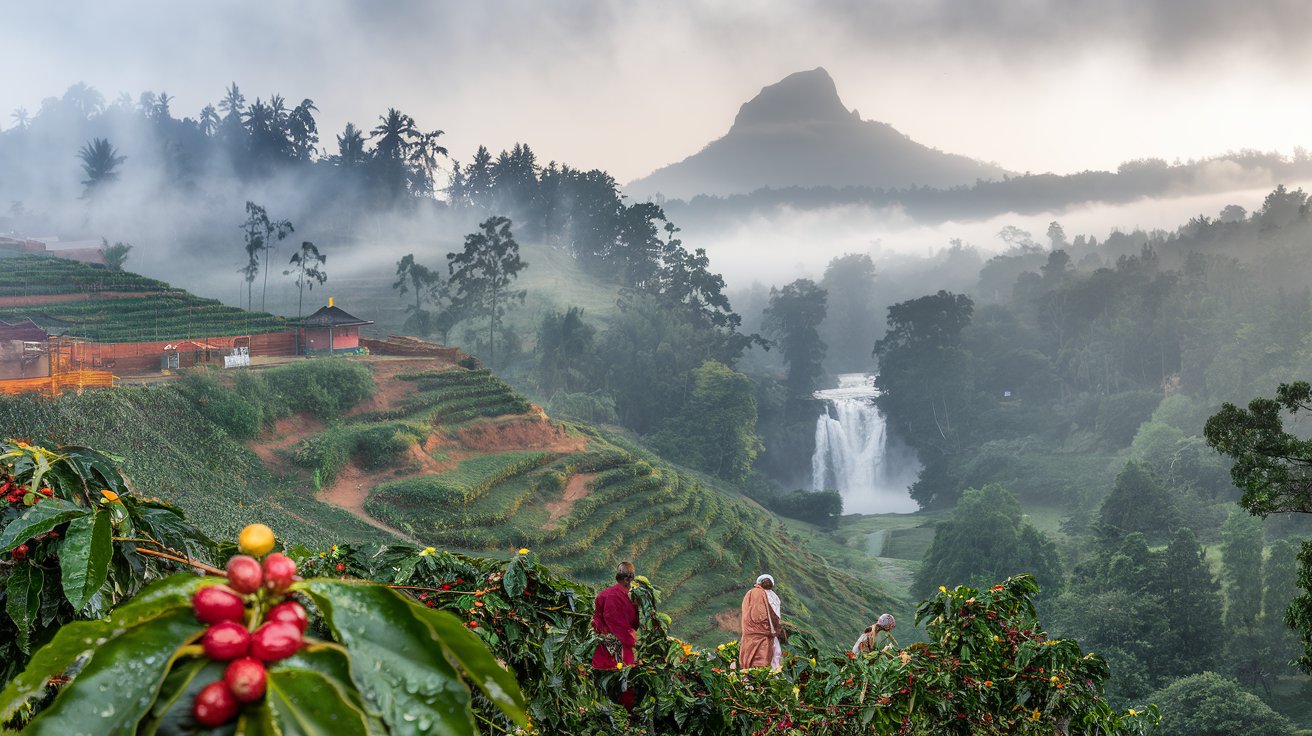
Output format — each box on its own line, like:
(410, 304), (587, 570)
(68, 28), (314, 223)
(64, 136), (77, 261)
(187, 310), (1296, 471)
(6, 4), (1312, 733)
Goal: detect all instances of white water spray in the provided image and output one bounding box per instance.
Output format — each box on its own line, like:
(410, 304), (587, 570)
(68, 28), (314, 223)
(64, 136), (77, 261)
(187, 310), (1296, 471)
(811, 374), (919, 514)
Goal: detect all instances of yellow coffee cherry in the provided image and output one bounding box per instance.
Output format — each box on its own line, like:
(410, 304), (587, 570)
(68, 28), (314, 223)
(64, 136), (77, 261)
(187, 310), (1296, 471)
(238, 523), (275, 557)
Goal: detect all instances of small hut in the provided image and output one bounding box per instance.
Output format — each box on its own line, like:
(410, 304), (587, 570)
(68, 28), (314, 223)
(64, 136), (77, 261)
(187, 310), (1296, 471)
(0, 318), (50, 379)
(295, 298), (373, 355)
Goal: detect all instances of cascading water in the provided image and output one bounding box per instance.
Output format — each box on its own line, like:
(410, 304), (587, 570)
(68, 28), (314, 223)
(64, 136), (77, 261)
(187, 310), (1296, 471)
(811, 374), (919, 514)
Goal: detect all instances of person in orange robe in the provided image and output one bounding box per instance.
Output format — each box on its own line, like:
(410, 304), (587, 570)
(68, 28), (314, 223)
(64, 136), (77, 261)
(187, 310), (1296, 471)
(738, 574), (782, 670)
(592, 561), (639, 710)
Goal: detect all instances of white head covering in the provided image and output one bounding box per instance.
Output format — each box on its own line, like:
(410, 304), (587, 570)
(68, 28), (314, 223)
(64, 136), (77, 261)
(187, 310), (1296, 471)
(756, 574), (774, 585)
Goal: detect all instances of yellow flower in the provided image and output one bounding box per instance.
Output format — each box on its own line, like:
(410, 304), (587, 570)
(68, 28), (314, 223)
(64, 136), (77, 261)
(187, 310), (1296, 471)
(717, 644), (725, 651)
(809, 657), (816, 666)
(419, 547), (436, 557)
(993, 635), (1000, 642)
(1050, 676), (1059, 684)
(331, 545), (338, 551)
(899, 651), (911, 665)
(616, 663), (624, 670)
(791, 686), (800, 698)
(1128, 709), (1138, 717)
(938, 585), (947, 593)
(1031, 709), (1041, 722)
(518, 548), (530, 555)
(100, 489), (120, 502)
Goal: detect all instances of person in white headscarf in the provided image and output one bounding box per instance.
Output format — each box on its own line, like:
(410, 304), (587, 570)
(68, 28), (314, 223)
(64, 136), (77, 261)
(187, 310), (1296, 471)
(738, 573), (783, 669)
(757, 574), (784, 668)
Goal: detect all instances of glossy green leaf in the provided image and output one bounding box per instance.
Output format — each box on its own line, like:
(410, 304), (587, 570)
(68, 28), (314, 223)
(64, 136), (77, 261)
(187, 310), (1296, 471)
(274, 643), (387, 734)
(59, 445), (129, 496)
(503, 556), (527, 599)
(262, 668), (373, 735)
(0, 574), (208, 724)
(0, 498), (86, 552)
(6, 563), (43, 653)
(409, 604), (527, 724)
(298, 579), (479, 736)
(23, 608), (204, 735)
(60, 510), (113, 612)
(139, 657), (231, 736)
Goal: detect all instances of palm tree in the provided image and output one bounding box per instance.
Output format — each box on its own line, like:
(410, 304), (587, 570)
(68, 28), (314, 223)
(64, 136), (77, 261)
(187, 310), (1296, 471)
(336, 123), (366, 168)
(77, 138), (126, 196)
(287, 99), (319, 160)
(218, 83), (245, 121)
(153, 92), (174, 121)
(61, 83), (104, 118)
(199, 105), (220, 137)
(370, 108), (419, 161)
(9, 108), (29, 129)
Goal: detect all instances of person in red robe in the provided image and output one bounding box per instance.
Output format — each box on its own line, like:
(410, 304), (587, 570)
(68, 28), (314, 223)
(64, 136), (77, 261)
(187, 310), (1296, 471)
(592, 561), (639, 710)
(738, 573), (782, 670)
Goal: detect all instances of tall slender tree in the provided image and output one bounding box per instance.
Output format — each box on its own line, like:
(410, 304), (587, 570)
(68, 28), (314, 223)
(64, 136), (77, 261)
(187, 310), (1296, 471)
(447, 216), (526, 368)
(284, 242), (327, 318)
(393, 254), (447, 340)
(238, 201), (293, 312)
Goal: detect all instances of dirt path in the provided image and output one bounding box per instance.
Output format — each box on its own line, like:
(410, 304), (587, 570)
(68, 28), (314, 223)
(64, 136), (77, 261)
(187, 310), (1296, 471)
(714, 609), (741, 634)
(347, 358), (455, 417)
(545, 472), (597, 527)
(249, 415), (324, 466)
(456, 418), (588, 454)
(317, 463), (420, 544)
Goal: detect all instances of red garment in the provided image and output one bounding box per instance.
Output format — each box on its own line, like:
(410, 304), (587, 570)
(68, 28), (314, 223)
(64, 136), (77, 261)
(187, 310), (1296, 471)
(591, 583), (638, 669)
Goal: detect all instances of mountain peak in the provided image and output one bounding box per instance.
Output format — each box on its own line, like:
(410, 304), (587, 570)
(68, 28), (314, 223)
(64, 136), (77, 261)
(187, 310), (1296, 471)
(731, 67), (855, 129)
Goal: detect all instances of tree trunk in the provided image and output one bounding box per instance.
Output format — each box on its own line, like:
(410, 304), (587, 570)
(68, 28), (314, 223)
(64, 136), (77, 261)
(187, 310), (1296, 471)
(261, 243), (271, 312)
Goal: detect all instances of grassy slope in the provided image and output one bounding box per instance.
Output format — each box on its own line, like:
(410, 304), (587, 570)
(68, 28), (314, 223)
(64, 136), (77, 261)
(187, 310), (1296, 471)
(0, 386), (391, 547)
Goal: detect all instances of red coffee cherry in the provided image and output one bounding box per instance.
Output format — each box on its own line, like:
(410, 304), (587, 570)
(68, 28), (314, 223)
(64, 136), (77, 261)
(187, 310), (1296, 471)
(261, 553), (298, 594)
(202, 621), (252, 661)
(224, 657), (268, 703)
(267, 600), (308, 632)
(193, 681), (240, 727)
(250, 621), (303, 662)
(192, 585), (245, 625)
(226, 555), (263, 595)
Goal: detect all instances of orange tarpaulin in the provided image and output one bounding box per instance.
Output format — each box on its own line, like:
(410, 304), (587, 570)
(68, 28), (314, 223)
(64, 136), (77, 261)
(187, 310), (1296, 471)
(0, 370), (116, 396)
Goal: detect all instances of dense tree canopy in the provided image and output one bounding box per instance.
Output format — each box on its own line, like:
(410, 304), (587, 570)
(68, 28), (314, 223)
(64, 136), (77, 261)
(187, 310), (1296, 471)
(1147, 672), (1294, 736)
(762, 278), (828, 397)
(913, 484), (1062, 600)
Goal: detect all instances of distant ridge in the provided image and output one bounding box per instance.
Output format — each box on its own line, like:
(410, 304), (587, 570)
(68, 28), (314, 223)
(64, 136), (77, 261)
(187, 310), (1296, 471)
(626, 67), (1008, 199)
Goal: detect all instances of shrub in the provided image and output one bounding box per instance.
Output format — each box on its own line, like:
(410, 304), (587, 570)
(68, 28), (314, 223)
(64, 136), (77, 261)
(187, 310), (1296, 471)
(177, 372), (262, 439)
(1095, 391), (1162, 449)
(262, 361), (375, 420)
(546, 391), (619, 424)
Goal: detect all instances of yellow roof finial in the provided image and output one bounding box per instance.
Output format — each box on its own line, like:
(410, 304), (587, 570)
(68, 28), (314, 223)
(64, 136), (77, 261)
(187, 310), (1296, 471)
(328, 296), (335, 308)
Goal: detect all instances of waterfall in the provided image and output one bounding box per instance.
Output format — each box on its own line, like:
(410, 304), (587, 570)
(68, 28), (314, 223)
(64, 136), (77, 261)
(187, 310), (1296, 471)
(811, 374), (919, 514)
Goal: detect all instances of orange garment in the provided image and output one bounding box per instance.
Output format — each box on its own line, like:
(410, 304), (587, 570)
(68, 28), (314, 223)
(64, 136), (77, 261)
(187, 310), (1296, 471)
(738, 585), (780, 669)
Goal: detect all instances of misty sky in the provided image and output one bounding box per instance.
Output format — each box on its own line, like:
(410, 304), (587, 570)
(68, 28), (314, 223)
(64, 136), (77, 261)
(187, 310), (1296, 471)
(6, 1), (1312, 184)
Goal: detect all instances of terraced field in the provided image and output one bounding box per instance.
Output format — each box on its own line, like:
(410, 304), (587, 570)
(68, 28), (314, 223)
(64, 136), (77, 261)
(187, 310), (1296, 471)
(260, 358), (899, 645)
(0, 256), (287, 341)
(0, 255), (170, 296)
